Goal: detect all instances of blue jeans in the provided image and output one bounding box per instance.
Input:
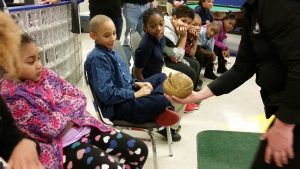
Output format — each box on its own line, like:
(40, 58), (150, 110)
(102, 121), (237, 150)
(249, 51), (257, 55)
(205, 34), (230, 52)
(112, 16), (123, 40)
(122, 3), (150, 46)
(113, 73), (169, 123)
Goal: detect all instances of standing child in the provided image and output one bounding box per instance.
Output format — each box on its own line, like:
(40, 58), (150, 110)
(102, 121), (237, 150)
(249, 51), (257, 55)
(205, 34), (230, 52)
(196, 21), (221, 80)
(1, 34), (149, 169)
(166, 0), (186, 16)
(194, 0), (214, 25)
(89, 0), (123, 40)
(84, 15), (180, 135)
(214, 13), (236, 73)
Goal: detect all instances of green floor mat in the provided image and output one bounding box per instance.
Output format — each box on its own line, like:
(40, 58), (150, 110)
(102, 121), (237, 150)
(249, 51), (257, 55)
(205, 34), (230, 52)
(197, 130), (261, 169)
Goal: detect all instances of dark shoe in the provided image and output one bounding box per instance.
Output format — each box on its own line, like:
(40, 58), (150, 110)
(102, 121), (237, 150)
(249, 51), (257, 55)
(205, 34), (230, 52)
(193, 79), (203, 91)
(157, 128), (181, 142)
(155, 107), (179, 126)
(217, 67), (228, 74)
(204, 72), (218, 80)
(194, 84), (202, 92)
(197, 79), (203, 87)
(175, 125), (182, 133)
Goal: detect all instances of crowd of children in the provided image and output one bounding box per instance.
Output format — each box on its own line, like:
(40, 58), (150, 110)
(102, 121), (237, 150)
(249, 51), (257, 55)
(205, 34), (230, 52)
(0, 0), (238, 168)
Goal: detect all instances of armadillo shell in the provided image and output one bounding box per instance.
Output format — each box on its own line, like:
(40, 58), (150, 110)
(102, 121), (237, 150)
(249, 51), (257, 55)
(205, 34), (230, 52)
(163, 72), (194, 98)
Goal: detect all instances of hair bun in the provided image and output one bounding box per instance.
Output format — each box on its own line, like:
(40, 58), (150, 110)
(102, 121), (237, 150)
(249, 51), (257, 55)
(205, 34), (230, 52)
(163, 72), (194, 98)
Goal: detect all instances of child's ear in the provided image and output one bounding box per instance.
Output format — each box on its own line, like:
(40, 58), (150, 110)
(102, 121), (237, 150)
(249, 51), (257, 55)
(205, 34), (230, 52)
(90, 32), (97, 40)
(171, 16), (177, 25)
(172, 16), (177, 21)
(143, 25), (147, 33)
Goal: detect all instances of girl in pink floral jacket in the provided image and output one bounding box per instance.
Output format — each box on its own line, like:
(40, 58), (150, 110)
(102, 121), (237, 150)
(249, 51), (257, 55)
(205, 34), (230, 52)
(0, 34), (148, 169)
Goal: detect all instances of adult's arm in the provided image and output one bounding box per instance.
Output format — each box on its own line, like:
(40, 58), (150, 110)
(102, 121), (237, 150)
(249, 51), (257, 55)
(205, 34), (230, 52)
(274, 18), (300, 124)
(207, 31), (256, 95)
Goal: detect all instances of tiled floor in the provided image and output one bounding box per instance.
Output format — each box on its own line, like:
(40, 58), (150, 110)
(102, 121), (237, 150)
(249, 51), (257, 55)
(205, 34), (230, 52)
(77, 33), (273, 169)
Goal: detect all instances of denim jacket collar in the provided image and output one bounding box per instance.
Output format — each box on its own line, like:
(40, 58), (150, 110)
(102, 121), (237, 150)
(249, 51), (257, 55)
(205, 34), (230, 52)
(95, 43), (113, 53)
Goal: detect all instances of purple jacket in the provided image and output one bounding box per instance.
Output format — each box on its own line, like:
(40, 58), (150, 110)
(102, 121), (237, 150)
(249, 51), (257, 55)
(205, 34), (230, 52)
(214, 22), (228, 50)
(1, 68), (112, 169)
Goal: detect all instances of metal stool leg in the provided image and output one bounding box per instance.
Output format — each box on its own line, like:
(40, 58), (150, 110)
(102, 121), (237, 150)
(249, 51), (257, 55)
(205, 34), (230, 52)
(166, 126), (173, 156)
(148, 130), (158, 169)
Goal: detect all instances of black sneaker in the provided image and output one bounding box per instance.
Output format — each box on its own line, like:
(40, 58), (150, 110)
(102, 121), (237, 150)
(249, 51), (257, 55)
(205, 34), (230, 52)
(204, 72), (218, 80)
(157, 128), (181, 142)
(217, 67), (228, 74)
(194, 85), (202, 92)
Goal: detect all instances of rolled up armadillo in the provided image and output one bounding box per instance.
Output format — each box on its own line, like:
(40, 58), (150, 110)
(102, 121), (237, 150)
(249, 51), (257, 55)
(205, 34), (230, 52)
(163, 72), (194, 98)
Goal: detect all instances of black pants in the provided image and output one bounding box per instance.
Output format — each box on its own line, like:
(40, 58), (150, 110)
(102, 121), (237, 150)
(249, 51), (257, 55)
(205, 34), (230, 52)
(195, 49), (214, 75)
(113, 73), (170, 123)
(63, 128), (148, 169)
(214, 45), (227, 70)
(251, 122), (300, 169)
(165, 57), (200, 88)
(185, 56), (201, 88)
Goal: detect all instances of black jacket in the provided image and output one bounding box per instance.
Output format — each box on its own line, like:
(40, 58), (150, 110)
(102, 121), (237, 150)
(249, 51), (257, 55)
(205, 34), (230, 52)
(123, 0), (153, 5)
(208, 0), (300, 124)
(89, 0), (123, 19)
(0, 97), (24, 160)
(0, 97), (40, 160)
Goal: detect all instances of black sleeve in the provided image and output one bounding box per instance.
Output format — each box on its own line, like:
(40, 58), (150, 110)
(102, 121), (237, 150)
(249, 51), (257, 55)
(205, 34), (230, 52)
(207, 17), (256, 96)
(0, 97), (24, 160)
(0, 97), (40, 161)
(272, 7), (300, 124)
(134, 39), (152, 69)
(164, 36), (176, 48)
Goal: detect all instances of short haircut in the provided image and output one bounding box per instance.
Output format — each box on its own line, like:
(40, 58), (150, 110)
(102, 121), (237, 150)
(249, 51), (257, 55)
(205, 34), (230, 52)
(172, 5), (194, 20)
(0, 12), (21, 78)
(198, 0), (206, 6)
(208, 21), (222, 31)
(223, 13), (236, 20)
(194, 13), (201, 21)
(21, 33), (35, 47)
(142, 8), (163, 25)
(89, 15), (112, 33)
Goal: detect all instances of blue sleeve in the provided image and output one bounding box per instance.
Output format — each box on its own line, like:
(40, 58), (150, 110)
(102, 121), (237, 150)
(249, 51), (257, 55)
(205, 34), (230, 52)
(208, 38), (214, 51)
(91, 56), (135, 105)
(134, 39), (152, 69)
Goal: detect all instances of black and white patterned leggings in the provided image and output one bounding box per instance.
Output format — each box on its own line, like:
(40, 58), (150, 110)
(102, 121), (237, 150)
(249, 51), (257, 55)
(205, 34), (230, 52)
(63, 128), (148, 169)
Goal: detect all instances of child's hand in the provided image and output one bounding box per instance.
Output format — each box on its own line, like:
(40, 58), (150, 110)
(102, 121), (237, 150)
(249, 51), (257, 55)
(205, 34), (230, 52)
(134, 86), (152, 98)
(222, 50), (230, 58)
(189, 27), (200, 40)
(7, 139), (44, 169)
(176, 26), (187, 37)
(174, 0), (182, 7)
(135, 82), (153, 91)
(169, 56), (179, 63)
(206, 20), (211, 25)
